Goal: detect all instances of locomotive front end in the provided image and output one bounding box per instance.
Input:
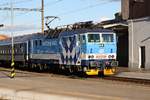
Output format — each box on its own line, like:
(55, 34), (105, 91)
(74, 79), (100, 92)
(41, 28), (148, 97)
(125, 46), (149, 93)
(79, 32), (118, 76)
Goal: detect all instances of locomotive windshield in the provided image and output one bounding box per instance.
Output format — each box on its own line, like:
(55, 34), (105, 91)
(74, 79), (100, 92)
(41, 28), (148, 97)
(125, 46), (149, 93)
(102, 34), (114, 42)
(88, 34), (100, 42)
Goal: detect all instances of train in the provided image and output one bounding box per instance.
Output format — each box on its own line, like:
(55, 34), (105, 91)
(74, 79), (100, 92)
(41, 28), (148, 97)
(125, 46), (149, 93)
(0, 22), (118, 76)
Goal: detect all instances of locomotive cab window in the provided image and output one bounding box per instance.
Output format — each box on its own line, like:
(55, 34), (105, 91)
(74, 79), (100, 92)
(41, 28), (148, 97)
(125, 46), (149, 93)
(102, 34), (114, 42)
(88, 34), (100, 42)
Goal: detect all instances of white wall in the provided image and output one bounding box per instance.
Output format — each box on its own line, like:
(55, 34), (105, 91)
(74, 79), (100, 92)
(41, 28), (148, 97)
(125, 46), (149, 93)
(128, 17), (150, 70)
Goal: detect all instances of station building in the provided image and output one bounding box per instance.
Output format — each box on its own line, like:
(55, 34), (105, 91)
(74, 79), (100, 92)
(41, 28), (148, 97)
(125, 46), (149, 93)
(98, 0), (150, 70)
(98, 13), (129, 67)
(122, 0), (150, 70)
(128, 17), (150, 70)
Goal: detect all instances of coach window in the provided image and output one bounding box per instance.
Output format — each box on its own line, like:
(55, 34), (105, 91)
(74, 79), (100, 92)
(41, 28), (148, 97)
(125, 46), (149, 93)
(8, 50), (10, 54)
(10, 49), (12, 53)
(5, 50), (7, 54)
(15, 49), (18, 53)
(20, 44), (23, 49)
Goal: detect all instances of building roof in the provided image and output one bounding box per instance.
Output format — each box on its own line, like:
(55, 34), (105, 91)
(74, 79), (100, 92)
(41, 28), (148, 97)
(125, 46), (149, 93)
(102, 22), (128, 30)
(97, 18), (128, 31)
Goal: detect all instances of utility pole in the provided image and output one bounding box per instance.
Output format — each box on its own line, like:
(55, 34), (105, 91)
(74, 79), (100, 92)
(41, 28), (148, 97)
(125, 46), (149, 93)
(10, 0), (15, 78)
(41, 0), (44, 33)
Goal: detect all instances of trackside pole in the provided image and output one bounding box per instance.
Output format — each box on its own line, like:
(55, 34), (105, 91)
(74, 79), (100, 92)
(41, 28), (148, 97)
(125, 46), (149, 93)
(10, 49), (15, 78)
(10, 0), (15, 78)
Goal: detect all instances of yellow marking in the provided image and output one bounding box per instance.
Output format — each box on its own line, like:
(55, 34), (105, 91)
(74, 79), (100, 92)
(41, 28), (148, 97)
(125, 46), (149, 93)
(104, 68), (115, 75)
(11, 62), (15, 67)
(86, 69), (99, 75)
(10, 72), (16, 78)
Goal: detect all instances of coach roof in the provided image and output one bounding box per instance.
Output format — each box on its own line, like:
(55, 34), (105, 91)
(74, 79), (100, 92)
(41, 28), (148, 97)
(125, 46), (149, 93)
(0, 33), (45, 45)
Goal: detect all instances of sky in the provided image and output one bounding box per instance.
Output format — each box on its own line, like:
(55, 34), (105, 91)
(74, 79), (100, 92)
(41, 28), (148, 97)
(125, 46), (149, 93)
(0, 0), (121, 36)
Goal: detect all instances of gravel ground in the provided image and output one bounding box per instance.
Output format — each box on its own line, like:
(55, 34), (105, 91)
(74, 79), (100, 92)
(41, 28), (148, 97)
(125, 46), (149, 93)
(0, 68), (150, 100)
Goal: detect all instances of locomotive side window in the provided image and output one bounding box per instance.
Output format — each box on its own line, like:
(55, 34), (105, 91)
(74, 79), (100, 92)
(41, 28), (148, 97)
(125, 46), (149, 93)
(34, 40), (38, 47)
(82, 35), (86, 43)
(79, 35), (86, 44)
(39, 40), (42, 46)
(88, 34), (100, 42)
(102, 34), (114, 42)
(34, 40), (42, 47)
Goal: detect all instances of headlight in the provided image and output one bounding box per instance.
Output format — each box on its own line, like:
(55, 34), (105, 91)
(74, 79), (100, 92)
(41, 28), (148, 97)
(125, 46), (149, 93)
(88, 55), (94, 59)
(108, 55), (112, 58)
(108, 55), (115, 59)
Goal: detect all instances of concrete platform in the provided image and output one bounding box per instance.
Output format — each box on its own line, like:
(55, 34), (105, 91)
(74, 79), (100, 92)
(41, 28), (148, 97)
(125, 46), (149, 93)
(115, 72), (150, 80)
(115, 67), (150, 80)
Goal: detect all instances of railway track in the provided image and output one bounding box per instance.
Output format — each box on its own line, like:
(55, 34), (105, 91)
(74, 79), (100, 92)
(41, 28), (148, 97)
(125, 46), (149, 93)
(55, 72), (150, 86)
(1, 67), (150, 86)
(103, 76), (150, 86)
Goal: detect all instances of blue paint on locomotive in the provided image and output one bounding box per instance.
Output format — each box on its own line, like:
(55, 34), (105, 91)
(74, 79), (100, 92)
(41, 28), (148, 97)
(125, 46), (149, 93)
(85, 39), (117, 54)
(58, 29), (117, 67)
(33, 39), (60, 54)
(79, 32), (117, 67)
(59, 34), (80, 65)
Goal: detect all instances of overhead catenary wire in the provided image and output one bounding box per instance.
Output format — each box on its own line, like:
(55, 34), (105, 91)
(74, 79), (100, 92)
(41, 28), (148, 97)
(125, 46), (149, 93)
(0, 0), (118, 32)
(0, 0), (41, 30)
(15, 0), (63, 16)
(33, 1), (111, 27)
(23, 0), (63, 29)
(0, 0), (35, 22)
(3, 0), (63, 20)
(0, 11), (9, 23)
(56, 1), (109, 17)
(0, 0), (34, 22)
(0, 0), (33, 7)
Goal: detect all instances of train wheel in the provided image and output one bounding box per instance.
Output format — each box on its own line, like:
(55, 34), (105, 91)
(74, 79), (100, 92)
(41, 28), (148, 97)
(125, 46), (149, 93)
(69, 67), (73, 74)
(43, 64), (47, 71)
(38, 64), (42, 71)
(98, 71), (104, 78)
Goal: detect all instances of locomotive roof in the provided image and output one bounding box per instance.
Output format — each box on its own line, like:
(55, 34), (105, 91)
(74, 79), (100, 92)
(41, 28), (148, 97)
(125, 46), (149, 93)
(0, 33), (45, 45)
(59, 28), (114, 37)
(46, 28), (114, 39)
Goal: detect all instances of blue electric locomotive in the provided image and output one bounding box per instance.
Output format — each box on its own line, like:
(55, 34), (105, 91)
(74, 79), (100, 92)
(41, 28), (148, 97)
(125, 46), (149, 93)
(55, 28), (118, 75)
